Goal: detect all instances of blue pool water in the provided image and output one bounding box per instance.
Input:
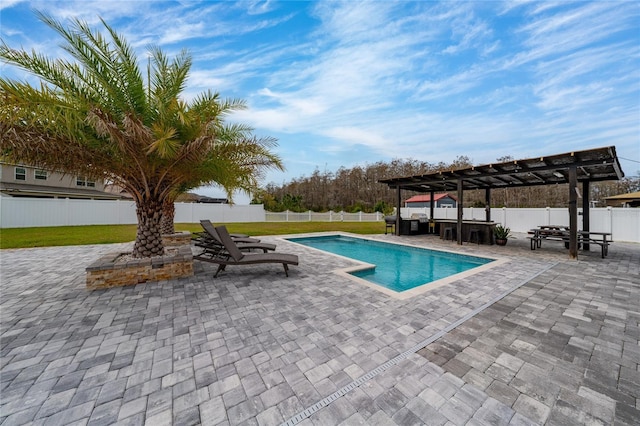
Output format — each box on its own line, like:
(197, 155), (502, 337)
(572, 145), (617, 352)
(287, 235), (494, 293)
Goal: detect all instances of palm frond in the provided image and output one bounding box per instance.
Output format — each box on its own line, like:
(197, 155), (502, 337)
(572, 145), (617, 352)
(148, 123), (179, 158)
(36, 12), (146, 115)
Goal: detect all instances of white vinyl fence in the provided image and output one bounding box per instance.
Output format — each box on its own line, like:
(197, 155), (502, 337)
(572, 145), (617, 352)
(1, 197), (639, 243)
(0, 198), (265, 228)
(401, 207), (640, 243)
(265, 211), (384, 222)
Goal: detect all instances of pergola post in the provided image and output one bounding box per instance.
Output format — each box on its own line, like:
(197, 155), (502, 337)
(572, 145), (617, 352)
(582, 180), (590, 251)
(429, 190), (435, 220)
(568, 165), (578, 259)
(395, 186), (401, 236)
(485, 188), (491, 222)
(457, 179), (463, 245)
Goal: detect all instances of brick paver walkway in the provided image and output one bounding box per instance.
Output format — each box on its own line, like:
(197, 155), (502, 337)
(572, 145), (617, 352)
(1, 234), (638, 425)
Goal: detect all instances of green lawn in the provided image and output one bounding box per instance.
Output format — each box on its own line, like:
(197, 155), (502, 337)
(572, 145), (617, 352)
(0, 222), (385, 249)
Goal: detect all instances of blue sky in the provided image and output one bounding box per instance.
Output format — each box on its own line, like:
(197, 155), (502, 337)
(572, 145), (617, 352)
(2, 1), (639, 203)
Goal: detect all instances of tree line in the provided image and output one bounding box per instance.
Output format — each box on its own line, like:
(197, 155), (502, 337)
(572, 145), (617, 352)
(253, 156), (639, 213)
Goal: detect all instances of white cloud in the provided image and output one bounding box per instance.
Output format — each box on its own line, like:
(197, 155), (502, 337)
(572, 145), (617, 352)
(508, 2), (638, 68)
(441, 9), (493, 55)
(26, 0), (150, 24)
(0, 0), (25, 10)
(321, 127), (387, 150)
(244, 0), (278, 16)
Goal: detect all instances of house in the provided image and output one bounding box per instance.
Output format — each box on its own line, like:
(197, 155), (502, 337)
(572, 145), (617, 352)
(604, 191), (640, 208)
(0, 162), (124, 200)
(405, 193), (457, 208)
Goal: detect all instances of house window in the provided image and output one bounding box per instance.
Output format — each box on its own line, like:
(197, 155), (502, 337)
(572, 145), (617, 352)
(76, 176), (96, 187)
(35, 169), (48, 180)
(15, 167), (26, 181)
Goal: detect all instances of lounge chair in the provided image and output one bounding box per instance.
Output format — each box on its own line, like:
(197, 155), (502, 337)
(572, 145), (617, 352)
(194, 222), (276, 253)
(199, 219), (259, 243)
(194, 225), (298, 277)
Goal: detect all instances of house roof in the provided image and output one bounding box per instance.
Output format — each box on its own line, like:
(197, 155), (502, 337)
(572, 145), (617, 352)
(604, 191), (640, 201)
(379, 146), (624, 192)
(405, 193), (457, 203)
(0, 182), (126, 199)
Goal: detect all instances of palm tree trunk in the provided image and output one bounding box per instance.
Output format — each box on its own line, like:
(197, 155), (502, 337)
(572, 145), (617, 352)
(132, 198), (165, 258)
(160, 198), (176, 235)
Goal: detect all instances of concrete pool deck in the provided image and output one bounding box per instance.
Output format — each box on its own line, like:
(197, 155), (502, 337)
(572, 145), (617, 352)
(1, 233), (638, 425)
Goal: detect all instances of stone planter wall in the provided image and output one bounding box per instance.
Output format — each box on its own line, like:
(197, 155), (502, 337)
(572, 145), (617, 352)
(86, 245), (193, 290)
(162, 231), (192, 247)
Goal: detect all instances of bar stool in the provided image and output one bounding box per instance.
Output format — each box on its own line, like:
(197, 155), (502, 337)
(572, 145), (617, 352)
(443, 227), (455, 241)
(468, 228), (481, 245)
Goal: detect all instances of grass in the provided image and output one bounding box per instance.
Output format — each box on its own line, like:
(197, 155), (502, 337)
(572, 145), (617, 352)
(0, 222), (385, 249)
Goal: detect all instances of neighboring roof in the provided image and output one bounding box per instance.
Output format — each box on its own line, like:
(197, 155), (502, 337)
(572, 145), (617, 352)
(197, 197), (229, 204)
(379, 146), (624, 192)
(0, 182), (126, 199)
(103, 184), (134, 199)
(604, 191), (640, 201)
(405, 193), (457, 203)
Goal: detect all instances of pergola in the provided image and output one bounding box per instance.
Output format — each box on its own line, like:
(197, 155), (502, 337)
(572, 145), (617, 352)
(379, 146), (624, 258)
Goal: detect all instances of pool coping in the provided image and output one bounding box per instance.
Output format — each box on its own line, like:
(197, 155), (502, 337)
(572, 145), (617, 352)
(280, 231), (509, 300)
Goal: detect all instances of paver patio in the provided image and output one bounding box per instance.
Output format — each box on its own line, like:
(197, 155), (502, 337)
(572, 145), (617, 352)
(1, 232), (638, 425)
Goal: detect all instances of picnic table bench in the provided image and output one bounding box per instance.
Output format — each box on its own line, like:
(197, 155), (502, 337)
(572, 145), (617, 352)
(528, 226), (612, 258)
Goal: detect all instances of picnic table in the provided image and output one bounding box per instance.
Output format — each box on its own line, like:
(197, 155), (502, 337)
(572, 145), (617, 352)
(528, 225), (612, 258)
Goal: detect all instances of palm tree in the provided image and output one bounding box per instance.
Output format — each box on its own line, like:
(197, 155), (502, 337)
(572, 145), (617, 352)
(0, 13), (282, 257)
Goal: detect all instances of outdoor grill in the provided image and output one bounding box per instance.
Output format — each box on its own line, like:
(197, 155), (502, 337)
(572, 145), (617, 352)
(411, 213), (429, 223)
(384, 216), (396, 234)
(385, 214), (432, 235)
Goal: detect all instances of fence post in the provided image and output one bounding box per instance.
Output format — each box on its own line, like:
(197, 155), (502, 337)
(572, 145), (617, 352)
(359, 211), (362, 222)
(607, 206), (612, 234)
(309, 210), (312, 221)
(340, 211), (344, 221)
(64, 197), (70, 226)
(329, 210), (333, 222)
(502, 207), (507, 226)
(286, 210), (289, 222)
(546, 207), (550, 225)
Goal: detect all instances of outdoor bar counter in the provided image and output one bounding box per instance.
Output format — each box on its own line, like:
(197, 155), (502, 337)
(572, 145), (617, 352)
(436, 219), (496, 245)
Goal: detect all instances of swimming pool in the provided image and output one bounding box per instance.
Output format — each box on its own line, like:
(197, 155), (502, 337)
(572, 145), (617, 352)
(287, 234), (496, 295)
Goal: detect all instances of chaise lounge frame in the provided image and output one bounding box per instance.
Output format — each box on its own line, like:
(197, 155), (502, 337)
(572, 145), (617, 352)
(199, 219), (258, 243)
(195, 220), (276, 253)
(194, 225), (298, 277)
